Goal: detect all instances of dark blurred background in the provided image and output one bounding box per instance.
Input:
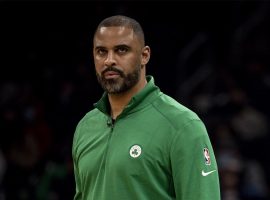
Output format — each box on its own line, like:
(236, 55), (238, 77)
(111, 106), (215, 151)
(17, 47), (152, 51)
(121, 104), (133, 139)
(1, 0), (270, 199)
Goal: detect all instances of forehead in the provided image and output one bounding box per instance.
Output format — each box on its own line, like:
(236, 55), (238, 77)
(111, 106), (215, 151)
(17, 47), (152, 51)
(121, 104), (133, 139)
(93, 26), (140, 47)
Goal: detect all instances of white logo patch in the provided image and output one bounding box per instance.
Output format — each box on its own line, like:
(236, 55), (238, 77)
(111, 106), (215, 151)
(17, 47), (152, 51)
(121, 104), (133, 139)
(202, 170), (216, 176)
(129, 145), (142, 158)
(203, 148), (211, 165)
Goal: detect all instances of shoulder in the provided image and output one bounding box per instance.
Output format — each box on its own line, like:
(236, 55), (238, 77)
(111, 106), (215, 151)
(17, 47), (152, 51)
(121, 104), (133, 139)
(73, 108), (104, 142)
(152, 93), (202, 131)
(77, 108), (101, 126)
(152, 93), (210, 146)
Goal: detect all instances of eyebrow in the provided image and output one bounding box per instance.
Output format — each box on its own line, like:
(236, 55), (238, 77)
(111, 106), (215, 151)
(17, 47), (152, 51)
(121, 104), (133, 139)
(94, 45), (105, 50)
(114, 44), (130, 49)
(94, 44), (130, 50)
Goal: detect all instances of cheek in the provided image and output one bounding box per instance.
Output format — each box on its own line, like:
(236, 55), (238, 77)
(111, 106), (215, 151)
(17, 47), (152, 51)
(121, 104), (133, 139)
(125, 56), (141, 69)
(95, 67), (102, 76)
(94, 60), (103, 73)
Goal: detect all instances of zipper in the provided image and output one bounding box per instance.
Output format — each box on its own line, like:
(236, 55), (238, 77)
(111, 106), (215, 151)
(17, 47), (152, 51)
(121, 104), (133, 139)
(107, 117), (115, 131)
(99, 116), (116, 175)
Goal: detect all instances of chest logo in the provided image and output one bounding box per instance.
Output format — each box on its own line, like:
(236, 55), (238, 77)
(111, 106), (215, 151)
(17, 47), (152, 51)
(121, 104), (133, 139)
(129, 145), (142, 158)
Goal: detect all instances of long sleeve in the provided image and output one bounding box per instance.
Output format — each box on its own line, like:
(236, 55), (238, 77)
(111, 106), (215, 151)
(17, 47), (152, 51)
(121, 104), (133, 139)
(73, 161), (82, 200)
(72, 131), (82, 200)
(170, 119), (221, 200)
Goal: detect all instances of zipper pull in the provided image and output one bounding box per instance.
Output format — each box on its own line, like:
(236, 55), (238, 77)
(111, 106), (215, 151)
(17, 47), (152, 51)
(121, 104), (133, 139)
(107, 118), (114, 129)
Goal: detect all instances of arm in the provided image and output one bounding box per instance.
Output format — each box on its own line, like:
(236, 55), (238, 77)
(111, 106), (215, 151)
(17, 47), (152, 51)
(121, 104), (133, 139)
(170, 119), (221, 200)
(72, 131), (82, 200)
(73, 161), (82, 200)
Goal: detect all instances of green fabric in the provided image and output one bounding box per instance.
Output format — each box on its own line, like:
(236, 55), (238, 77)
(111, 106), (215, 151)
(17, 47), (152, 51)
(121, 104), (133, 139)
(72, 76), (220, 200)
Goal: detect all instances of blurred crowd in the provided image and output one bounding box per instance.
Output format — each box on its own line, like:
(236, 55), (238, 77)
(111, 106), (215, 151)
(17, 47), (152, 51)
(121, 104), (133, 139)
(1, 1), (270, 200)
(0, 62), (97, 199)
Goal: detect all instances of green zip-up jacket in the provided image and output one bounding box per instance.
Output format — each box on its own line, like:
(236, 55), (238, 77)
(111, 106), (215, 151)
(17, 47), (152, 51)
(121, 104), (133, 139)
(72, 76), (220, 200)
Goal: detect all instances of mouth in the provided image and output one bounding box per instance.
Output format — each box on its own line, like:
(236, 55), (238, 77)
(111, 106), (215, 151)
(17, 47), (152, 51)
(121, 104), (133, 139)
(103, 71), (121, 79)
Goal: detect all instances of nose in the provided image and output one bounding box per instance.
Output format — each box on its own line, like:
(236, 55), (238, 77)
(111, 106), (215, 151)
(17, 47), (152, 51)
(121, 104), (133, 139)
(104, 51), (116, 67)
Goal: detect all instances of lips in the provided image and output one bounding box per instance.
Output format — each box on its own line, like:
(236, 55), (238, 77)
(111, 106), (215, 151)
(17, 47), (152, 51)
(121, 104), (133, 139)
(103, 71), (120, 79)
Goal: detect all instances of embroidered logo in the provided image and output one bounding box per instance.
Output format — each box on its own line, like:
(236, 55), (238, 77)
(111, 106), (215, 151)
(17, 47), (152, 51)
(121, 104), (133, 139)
(203, 148), (211, 165)
(129, 145), (142, 158)
(202, 169), (216, 176)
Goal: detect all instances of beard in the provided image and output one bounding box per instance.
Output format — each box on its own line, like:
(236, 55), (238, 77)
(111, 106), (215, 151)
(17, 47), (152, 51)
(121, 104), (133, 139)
(96, 65), (141, 94)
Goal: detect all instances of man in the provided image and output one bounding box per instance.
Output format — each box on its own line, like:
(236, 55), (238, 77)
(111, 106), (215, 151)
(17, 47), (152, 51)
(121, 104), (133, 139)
(72, 15), (220, 200)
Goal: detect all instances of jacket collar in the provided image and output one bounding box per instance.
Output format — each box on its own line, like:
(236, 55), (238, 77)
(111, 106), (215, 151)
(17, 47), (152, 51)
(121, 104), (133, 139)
(94, 75), (160, 117)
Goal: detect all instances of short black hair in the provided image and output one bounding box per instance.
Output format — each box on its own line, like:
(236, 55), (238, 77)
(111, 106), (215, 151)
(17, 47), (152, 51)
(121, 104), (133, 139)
(94, 15), (145, 45)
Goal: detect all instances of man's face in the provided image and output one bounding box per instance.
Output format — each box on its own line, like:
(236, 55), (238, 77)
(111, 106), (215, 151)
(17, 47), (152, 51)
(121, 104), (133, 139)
(93, 26), (146, 94)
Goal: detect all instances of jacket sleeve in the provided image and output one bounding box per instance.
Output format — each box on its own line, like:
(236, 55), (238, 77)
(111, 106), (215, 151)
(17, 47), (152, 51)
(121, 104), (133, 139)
(73, 161), (82, 200)
(170, 119), (221, 200)
(72, 132), (82, 200)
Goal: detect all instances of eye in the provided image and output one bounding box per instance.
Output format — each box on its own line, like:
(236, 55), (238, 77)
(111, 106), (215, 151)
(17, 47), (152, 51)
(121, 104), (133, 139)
(116, 46), (129, 54)
(96, 48), (107, 56)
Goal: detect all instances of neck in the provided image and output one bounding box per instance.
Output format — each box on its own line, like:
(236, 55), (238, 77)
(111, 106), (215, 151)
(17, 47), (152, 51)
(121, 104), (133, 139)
(108, 77), (147, 119)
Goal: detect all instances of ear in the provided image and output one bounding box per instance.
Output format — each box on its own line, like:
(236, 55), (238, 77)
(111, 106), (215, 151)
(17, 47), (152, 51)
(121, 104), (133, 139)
(141, 46), (151, 65)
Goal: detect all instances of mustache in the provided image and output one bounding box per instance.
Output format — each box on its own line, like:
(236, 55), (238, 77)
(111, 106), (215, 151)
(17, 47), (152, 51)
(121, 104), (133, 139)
(101, 66), (124, 77)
